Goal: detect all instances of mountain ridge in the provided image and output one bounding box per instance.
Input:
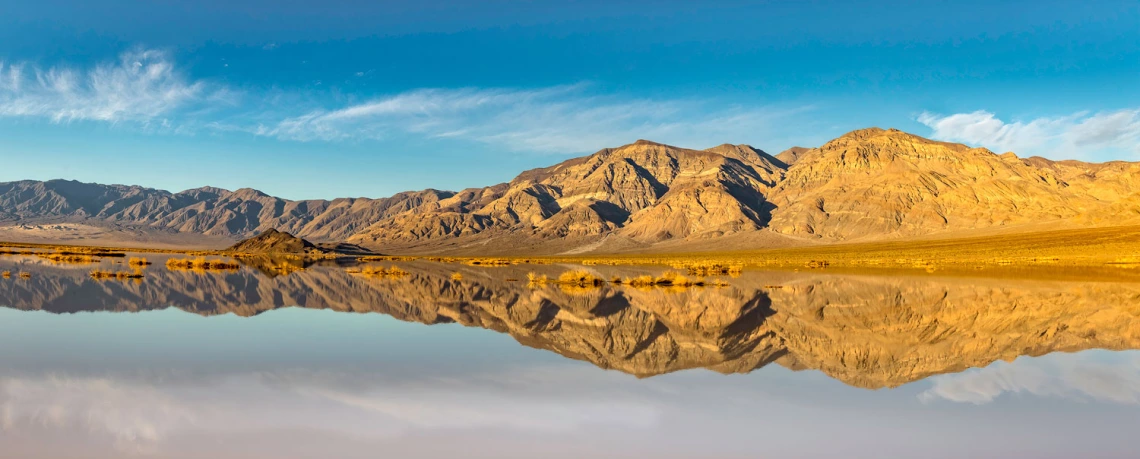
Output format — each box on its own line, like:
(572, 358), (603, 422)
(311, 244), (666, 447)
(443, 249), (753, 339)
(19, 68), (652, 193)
(3, 127), (1139, 254)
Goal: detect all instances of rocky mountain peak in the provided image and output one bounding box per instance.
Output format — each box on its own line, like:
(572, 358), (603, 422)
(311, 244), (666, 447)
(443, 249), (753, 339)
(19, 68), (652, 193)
(179, 186), (231, 196)
(632, 139), (665, 146)
(704, 143), (785, 170)
(775, 147), (810, 166)
(230, 188), (272, 200)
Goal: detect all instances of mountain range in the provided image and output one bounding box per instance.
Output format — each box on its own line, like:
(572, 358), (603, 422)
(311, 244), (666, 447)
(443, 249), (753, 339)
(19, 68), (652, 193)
(3, 127), (1139, 254)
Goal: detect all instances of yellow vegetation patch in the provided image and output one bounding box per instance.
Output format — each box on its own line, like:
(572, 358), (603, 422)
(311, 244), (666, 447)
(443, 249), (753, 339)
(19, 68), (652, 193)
(526, 272), (550, 285)
(89, 269), (144, 280)
(624, 275), (656, 287)
(557, 270), (604, 286)
(450, 272), (463, 281)
(166, 257), (241, 271)
(359, 255), (419, 262)
(622, 271), (726, 288)
(37, 253), (99, 264)
(672, 261), (744, 277)
(514, 270), (605, 294)
(352, 265), (409, 278)
(127, 257), (152, 267)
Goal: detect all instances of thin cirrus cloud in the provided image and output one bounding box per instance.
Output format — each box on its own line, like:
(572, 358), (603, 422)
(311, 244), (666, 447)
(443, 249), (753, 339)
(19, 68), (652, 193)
(918, 350), (1140, 405)
(918, 109), (1140, 161)
(0, 49), (213, 127)
(0, 49), (801, 153)
(245, 84), (805, 154)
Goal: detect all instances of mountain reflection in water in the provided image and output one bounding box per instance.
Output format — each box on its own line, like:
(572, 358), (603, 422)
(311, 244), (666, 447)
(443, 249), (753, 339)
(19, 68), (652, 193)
(2, 255), (1139, 389)
(2, 255), (1140, 458)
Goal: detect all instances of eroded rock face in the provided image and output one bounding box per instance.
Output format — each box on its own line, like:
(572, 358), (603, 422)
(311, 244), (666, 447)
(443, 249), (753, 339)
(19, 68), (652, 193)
(4, 128), (1140, 252)
(347, 140), (784, 247)
(768, 128), (1087, 239)
(2, 258), (1137, 388)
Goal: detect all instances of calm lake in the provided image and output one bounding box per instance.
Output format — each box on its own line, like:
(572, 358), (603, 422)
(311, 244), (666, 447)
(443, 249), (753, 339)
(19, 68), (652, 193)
(1, 254), (1138, 458)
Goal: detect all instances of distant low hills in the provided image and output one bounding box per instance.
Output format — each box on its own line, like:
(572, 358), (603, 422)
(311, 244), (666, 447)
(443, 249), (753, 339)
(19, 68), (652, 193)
(3, 127), (1140, 254)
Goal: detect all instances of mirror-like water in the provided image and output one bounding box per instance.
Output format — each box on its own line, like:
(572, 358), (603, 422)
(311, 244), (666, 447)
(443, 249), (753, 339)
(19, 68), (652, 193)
(1, 254), (1138, 458)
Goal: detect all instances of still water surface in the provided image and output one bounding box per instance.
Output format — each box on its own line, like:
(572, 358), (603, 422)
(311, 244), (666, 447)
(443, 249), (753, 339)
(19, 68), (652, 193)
(0, 254), (1138, 458)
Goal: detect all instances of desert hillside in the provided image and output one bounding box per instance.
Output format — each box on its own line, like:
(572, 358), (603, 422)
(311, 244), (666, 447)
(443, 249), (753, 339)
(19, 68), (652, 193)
(2, 128), (1138, 254)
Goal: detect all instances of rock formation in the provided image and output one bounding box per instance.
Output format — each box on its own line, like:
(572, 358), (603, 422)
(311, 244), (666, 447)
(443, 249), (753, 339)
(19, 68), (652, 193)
(226, 228), (372, 256)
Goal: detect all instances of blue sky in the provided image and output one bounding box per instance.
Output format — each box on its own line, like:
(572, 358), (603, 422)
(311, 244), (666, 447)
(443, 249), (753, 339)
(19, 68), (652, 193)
(1, 0), (1138, 199)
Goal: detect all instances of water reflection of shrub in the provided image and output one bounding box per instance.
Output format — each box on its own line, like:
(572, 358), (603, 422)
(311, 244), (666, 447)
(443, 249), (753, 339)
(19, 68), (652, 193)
(166, 257), (241, 271)
(526, 269), (729, 291)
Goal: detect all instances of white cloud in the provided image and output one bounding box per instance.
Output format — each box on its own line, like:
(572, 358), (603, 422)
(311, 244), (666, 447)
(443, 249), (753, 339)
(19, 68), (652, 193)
(0, 374), (198, 453)
(918, 109), (1140, 160)
(0, 366), (660, 453)
(0, 49), (206, 125)
(919, 350), (1140, 405)
(250, 84), (801, 153)
(0, 49), (804, 153)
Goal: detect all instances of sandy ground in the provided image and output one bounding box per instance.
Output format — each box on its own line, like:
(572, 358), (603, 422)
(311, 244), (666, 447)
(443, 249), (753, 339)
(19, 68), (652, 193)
(0, 222), (234, 250)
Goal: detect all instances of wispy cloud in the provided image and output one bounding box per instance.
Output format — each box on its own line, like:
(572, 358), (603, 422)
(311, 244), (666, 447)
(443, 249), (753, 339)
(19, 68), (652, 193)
(247, 84), (804, 153)
(917, 109), (1140, 160)
(0, 366), (659, 452)
(0, 49), (210, 126)
(919, 351), (1140, 405)
(0, 374), (197, 453)
(0, 49), (804, 153)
